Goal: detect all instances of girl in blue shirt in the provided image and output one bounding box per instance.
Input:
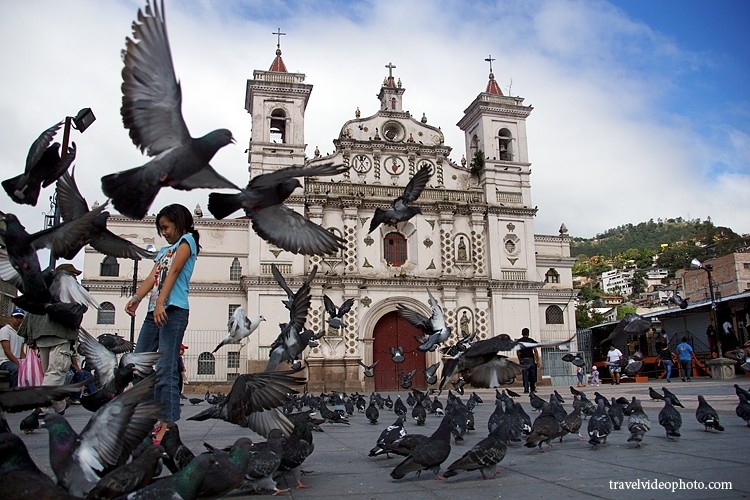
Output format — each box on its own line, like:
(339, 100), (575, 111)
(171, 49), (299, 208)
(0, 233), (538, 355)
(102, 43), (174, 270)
(126, 204), (199, 441)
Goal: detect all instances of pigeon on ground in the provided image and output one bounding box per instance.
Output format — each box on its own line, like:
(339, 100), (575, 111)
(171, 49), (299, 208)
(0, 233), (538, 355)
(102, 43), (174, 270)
(560, 404), (583, 442)
(736, 393), (750, 427)
(41, 374), (162, 497)
(431, 397), (444, 416)
(366, 400), (380, 424)
(397, 288), (451, 352)
(661, 387), (685, 408)
(369, 415), (407, 457)
(385, 434), (429, 457)
(569, 385), (584, 398)
(56, 170), (157, 260)
(208, 163), (348, 255)
(400, 369), (417, 390)
(0, 432), (78, 500)
(2, 120), (75, 206)
(626, 397), (651, 447)
(443, 424), (509, 480)
(197, 437), (255, 498)
(187, 371), (305, 438)
(608, 397), (625, 431)
(658, 398), (682, 440)
(587, 399), (613, 449)
(391, 346), (405, 363)
(695, 395), (724, 432)
(412, 401), (427, 426)
(101, 0), (239, 220)
(19, 408), (42, 434)
(213, 306), (264, 353)
(394, 396), (408, 417)
(188, 398), (203, 406)
(649, 387), (665, 401)
(323, 294), (355, 331)
(369, 164), (432, 233)
(529, 391), (545, 412)
(358, 360), (378, 378)
(424, 363), (440, 385)
(160, 422), (196, 474)
(125, 453), (220, 500)
(524, 402), (563, 451)
(85, 444), (165, 499)
(237, 431), (287, 495)
(276, 412), (317, 489)
(734, 384), (750, 400)
(97, 333), (135, 354)
(390, 414), (453, 480)
(506, 388), (521, 398)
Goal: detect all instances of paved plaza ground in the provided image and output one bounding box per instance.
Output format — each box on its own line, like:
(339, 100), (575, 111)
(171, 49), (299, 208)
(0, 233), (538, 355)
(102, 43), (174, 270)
(6, 376), (750, 499)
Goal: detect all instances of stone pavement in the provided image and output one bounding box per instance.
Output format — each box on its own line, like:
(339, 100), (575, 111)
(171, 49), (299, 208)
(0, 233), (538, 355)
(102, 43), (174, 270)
(5, 376), (750, 499)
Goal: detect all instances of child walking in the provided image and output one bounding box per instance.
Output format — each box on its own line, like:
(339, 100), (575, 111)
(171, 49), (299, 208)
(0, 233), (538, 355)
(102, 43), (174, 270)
(126, 204), (199, 443)
(590, 365), (601, 386)
(576, 365), (586, 387)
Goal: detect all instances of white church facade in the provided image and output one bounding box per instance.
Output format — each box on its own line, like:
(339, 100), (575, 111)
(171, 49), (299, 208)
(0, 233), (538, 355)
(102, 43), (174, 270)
(80, 47), (577, 392)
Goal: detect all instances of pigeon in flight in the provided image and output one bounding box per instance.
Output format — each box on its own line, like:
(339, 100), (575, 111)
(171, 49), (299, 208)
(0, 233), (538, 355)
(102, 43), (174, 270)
(271, 263), (317, 311)
(266, 270), (315, 372)
(358, 360), (378, 377)
(397, 288), (451, 352)
(213, 306), (265, 353)
(323, 294), (355, 331)
(424, 362), (440, 385)
(390, 346), (405, 363)
(101, 0), (239, 219)
(369, 164), (432, 233)
(56, 170), (156, 260)
(400, 369), (417, 390)
(208, 163), (349, 255)
(2, 121), (75, 206)
(97, 333), (134, 354)
(0, 208), (106, 305)
(562, 352), (586, 367)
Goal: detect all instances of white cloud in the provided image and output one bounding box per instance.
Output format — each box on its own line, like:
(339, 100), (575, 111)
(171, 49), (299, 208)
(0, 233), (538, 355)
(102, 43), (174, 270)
(1, 0), (748, 254)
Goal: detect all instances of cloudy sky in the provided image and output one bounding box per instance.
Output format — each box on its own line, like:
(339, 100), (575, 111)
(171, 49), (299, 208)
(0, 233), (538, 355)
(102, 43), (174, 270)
(1, 0), (748, 247)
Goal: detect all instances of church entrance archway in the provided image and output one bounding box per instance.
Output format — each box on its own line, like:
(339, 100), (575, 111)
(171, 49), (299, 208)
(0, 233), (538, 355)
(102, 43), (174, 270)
(372, 311), (426, 391)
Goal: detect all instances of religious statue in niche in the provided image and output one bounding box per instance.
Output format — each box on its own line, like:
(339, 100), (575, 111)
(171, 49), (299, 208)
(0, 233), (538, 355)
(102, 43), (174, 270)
(456, 236), (469, 262)
(460, 310), (472, 337)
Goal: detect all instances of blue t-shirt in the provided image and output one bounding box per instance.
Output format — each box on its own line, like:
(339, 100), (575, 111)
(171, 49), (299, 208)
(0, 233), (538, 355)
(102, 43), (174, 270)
(147, 233), (197, 312)
(676, 341), (693, 361)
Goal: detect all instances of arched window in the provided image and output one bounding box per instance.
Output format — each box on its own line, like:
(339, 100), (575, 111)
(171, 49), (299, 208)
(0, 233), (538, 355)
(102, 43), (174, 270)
(229, 258), (242, 280)
(469, 135), (479, 159)
(97, 302), (115, 324)
(270, 109), (286, 143)
(197, 352), (215, 375)
(545, 268), (560, 284)
(545, 305), (564, 325)
(498, 128), (512, 161)
(384, 232), (407, 267)
(100, 256), (119, 277)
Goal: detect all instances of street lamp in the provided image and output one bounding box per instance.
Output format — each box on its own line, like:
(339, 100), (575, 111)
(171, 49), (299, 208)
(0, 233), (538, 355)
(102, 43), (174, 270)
(47, 107), (97, 268)
(128, 244), (157, 343)
(690, 258), (721, 357)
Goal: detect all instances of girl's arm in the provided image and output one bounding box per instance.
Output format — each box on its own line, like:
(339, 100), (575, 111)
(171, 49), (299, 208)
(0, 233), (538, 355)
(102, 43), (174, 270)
(153, 239), (192, 327)
(125, 262), (158, 317)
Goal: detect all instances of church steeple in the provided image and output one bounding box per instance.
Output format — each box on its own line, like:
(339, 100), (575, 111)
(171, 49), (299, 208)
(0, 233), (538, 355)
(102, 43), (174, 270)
(484, 55), (503, 95)
(268, 28), (288, 72)
(378, 62), (406, 112)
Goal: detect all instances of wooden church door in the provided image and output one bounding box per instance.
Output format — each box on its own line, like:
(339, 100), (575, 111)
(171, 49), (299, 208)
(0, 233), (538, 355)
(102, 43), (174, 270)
(372, 311), (426, 391)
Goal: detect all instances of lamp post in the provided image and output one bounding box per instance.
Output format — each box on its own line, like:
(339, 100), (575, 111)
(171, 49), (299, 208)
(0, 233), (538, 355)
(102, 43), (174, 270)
(47, 107), (97, 268)
(690, 258), (721, 357)
(128, 244), (157, 344)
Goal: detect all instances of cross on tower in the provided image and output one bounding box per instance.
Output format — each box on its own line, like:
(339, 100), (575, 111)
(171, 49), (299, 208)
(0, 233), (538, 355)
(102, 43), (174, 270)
(272, 28), (286, 48)
(484, 55), (495, 74)
(385, 62), (396, 78)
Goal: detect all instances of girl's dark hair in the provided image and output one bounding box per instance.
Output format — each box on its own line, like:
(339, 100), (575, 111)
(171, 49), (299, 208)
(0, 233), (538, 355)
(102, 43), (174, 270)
(156, 204), (201, 255)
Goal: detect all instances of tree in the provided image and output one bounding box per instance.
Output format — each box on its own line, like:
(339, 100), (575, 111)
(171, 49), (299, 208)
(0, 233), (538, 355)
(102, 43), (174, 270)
(469, 150), (485, 178)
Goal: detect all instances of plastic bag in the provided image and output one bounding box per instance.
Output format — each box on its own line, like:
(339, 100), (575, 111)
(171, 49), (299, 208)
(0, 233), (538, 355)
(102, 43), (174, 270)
(18, 348), (44, 387)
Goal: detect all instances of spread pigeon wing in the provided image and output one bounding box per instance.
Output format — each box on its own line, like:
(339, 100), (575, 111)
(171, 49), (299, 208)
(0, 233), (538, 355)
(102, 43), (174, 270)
(121, 0), (191, 155)
(169, 165), (239, 191)
(250, 204), (344, 255)
(399, 164), (432, 205)
(25, 121), (64, 172)
(248, 163), (347, 190)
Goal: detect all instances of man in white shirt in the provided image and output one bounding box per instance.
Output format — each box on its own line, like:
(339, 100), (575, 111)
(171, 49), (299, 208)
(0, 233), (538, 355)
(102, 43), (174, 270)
(0, 308), (26, 387)
(606, 344), (623, 385)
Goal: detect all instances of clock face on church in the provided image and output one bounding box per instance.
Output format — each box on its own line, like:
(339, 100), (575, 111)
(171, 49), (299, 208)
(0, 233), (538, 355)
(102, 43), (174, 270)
(352, 154), (372, 173)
